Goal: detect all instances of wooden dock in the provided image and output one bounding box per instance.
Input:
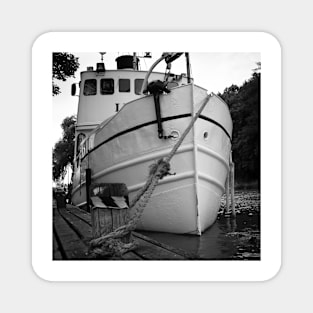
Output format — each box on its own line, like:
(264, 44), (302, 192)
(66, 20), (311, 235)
(53, 204), (194, 260)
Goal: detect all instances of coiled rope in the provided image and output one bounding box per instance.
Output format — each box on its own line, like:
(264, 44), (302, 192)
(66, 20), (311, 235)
(89, 93), (212, 258)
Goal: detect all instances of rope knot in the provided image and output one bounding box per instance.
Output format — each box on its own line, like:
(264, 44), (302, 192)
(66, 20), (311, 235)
(149, 158), (171, 179)
(89, 236), (138, 258)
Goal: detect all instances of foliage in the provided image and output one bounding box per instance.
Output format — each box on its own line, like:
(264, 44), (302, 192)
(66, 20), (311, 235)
(53, 115), (76, 181)
(218, 66), (260, 185)
(52, 52), (79, 96)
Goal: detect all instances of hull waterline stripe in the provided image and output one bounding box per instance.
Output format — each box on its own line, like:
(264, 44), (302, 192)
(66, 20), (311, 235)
(92, 143), (194, 180)
(73, 170), (225, 200)
(83, 113), (191, 160)
(75, 201), (87, 208)
(199, 115), (232, 141)
(197, 144), (229, 170)
(127, 171), (195, 193)
(198, 172), (225, 192)
(81, 113), (231, 161)
(72, 144), (194, 196)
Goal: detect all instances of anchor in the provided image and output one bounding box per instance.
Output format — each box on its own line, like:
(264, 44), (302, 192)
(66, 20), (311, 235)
(147, 80), (171, 139)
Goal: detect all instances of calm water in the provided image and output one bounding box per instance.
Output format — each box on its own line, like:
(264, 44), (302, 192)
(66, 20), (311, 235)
(140, 190), (260, 260)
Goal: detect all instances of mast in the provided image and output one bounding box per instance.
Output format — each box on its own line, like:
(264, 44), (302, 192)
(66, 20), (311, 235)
(133, 52), (137, 70)
(99, 52), (106, 62)
(185, 52), (191, 83)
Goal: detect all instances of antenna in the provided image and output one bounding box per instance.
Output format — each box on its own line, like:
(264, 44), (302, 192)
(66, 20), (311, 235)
(99, 52), (106, 61)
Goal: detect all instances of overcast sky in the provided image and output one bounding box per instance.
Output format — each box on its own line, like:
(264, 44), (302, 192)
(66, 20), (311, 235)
(52, 52), (260, 146)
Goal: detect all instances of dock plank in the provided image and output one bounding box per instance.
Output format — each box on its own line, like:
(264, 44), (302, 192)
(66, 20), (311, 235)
(53, 233), (62, 260)
(53, 204), (189, 260)
(59, 207), (92, 241)
(66, 205), (92, 225)
(133, 232), (196, 260)
(120, 251), (143, 260)
(53, 208), (89, 260)
(134, 237), (185, 260)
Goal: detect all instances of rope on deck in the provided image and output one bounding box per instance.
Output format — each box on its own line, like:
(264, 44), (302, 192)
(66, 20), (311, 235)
(88, 94), (212, 258)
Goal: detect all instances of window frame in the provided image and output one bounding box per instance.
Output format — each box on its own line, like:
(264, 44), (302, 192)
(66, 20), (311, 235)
(83, 79), (97, 96)
(118, 78), (131, 93)
(100, 78), (115, 95)
(76, 133), (86, 155)
(135, 78), (144, 95)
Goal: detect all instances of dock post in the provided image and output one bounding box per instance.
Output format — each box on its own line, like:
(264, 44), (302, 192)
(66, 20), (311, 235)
(90, 183), (131, 243)
(225, 171), (230, 215)
(230, 160), (236, 218)
(85, 168), (91, 212)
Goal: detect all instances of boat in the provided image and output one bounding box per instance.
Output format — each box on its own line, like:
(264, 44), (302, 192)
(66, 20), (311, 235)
(71, 52), (233, 235)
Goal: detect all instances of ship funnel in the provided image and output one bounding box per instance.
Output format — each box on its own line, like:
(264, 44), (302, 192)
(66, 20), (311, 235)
(116, 55), (138, 70)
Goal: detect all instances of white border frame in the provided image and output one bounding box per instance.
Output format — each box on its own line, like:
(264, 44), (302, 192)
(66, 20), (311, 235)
(32, 32), (281, 281)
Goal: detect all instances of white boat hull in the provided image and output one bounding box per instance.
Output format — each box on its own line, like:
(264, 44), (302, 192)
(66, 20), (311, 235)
(72, 84), (232, 235)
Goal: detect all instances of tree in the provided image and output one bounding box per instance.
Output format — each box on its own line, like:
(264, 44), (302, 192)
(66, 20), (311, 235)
(53, 53), (79, 96)
(53, 115), (76, 181)
(219, 64), (260, 185)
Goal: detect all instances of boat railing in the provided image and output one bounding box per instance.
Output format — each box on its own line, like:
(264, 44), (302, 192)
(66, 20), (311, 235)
(140, 52), (185, 95)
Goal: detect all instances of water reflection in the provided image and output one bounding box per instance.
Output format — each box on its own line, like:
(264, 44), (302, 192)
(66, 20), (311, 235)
(139, 211), (260, 260)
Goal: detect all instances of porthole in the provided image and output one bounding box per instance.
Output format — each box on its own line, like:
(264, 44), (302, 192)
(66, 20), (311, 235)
(169, 130), (180, 140)
(203, 131), (209, 140)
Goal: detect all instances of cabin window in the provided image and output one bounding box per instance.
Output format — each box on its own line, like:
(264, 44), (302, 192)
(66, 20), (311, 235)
(83, 79), (97, 96)
(135, 79), (144, 95)
(100, 79), (114, 95)
(76, 133), (86, 155)
(119, 79), (130, 92)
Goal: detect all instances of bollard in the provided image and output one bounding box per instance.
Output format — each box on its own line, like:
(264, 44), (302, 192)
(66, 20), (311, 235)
(225, 171), (230, 215)
(230, 162), (236, 218)
(90, 183), (131, 243)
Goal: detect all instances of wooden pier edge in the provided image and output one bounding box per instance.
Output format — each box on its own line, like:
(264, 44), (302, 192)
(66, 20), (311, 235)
(53, 204), (197, 260)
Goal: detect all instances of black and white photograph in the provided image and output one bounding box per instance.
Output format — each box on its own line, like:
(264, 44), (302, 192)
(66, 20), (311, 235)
(30, 31), (281, 283)
(52, 50), (261, 261)
(4, 0), (313, 308)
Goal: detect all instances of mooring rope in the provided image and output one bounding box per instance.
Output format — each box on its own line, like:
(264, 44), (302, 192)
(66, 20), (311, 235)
(88, 94), (212, 258)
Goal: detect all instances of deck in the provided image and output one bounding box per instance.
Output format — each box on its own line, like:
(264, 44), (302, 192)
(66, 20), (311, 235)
(53, 204), (194, 260)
